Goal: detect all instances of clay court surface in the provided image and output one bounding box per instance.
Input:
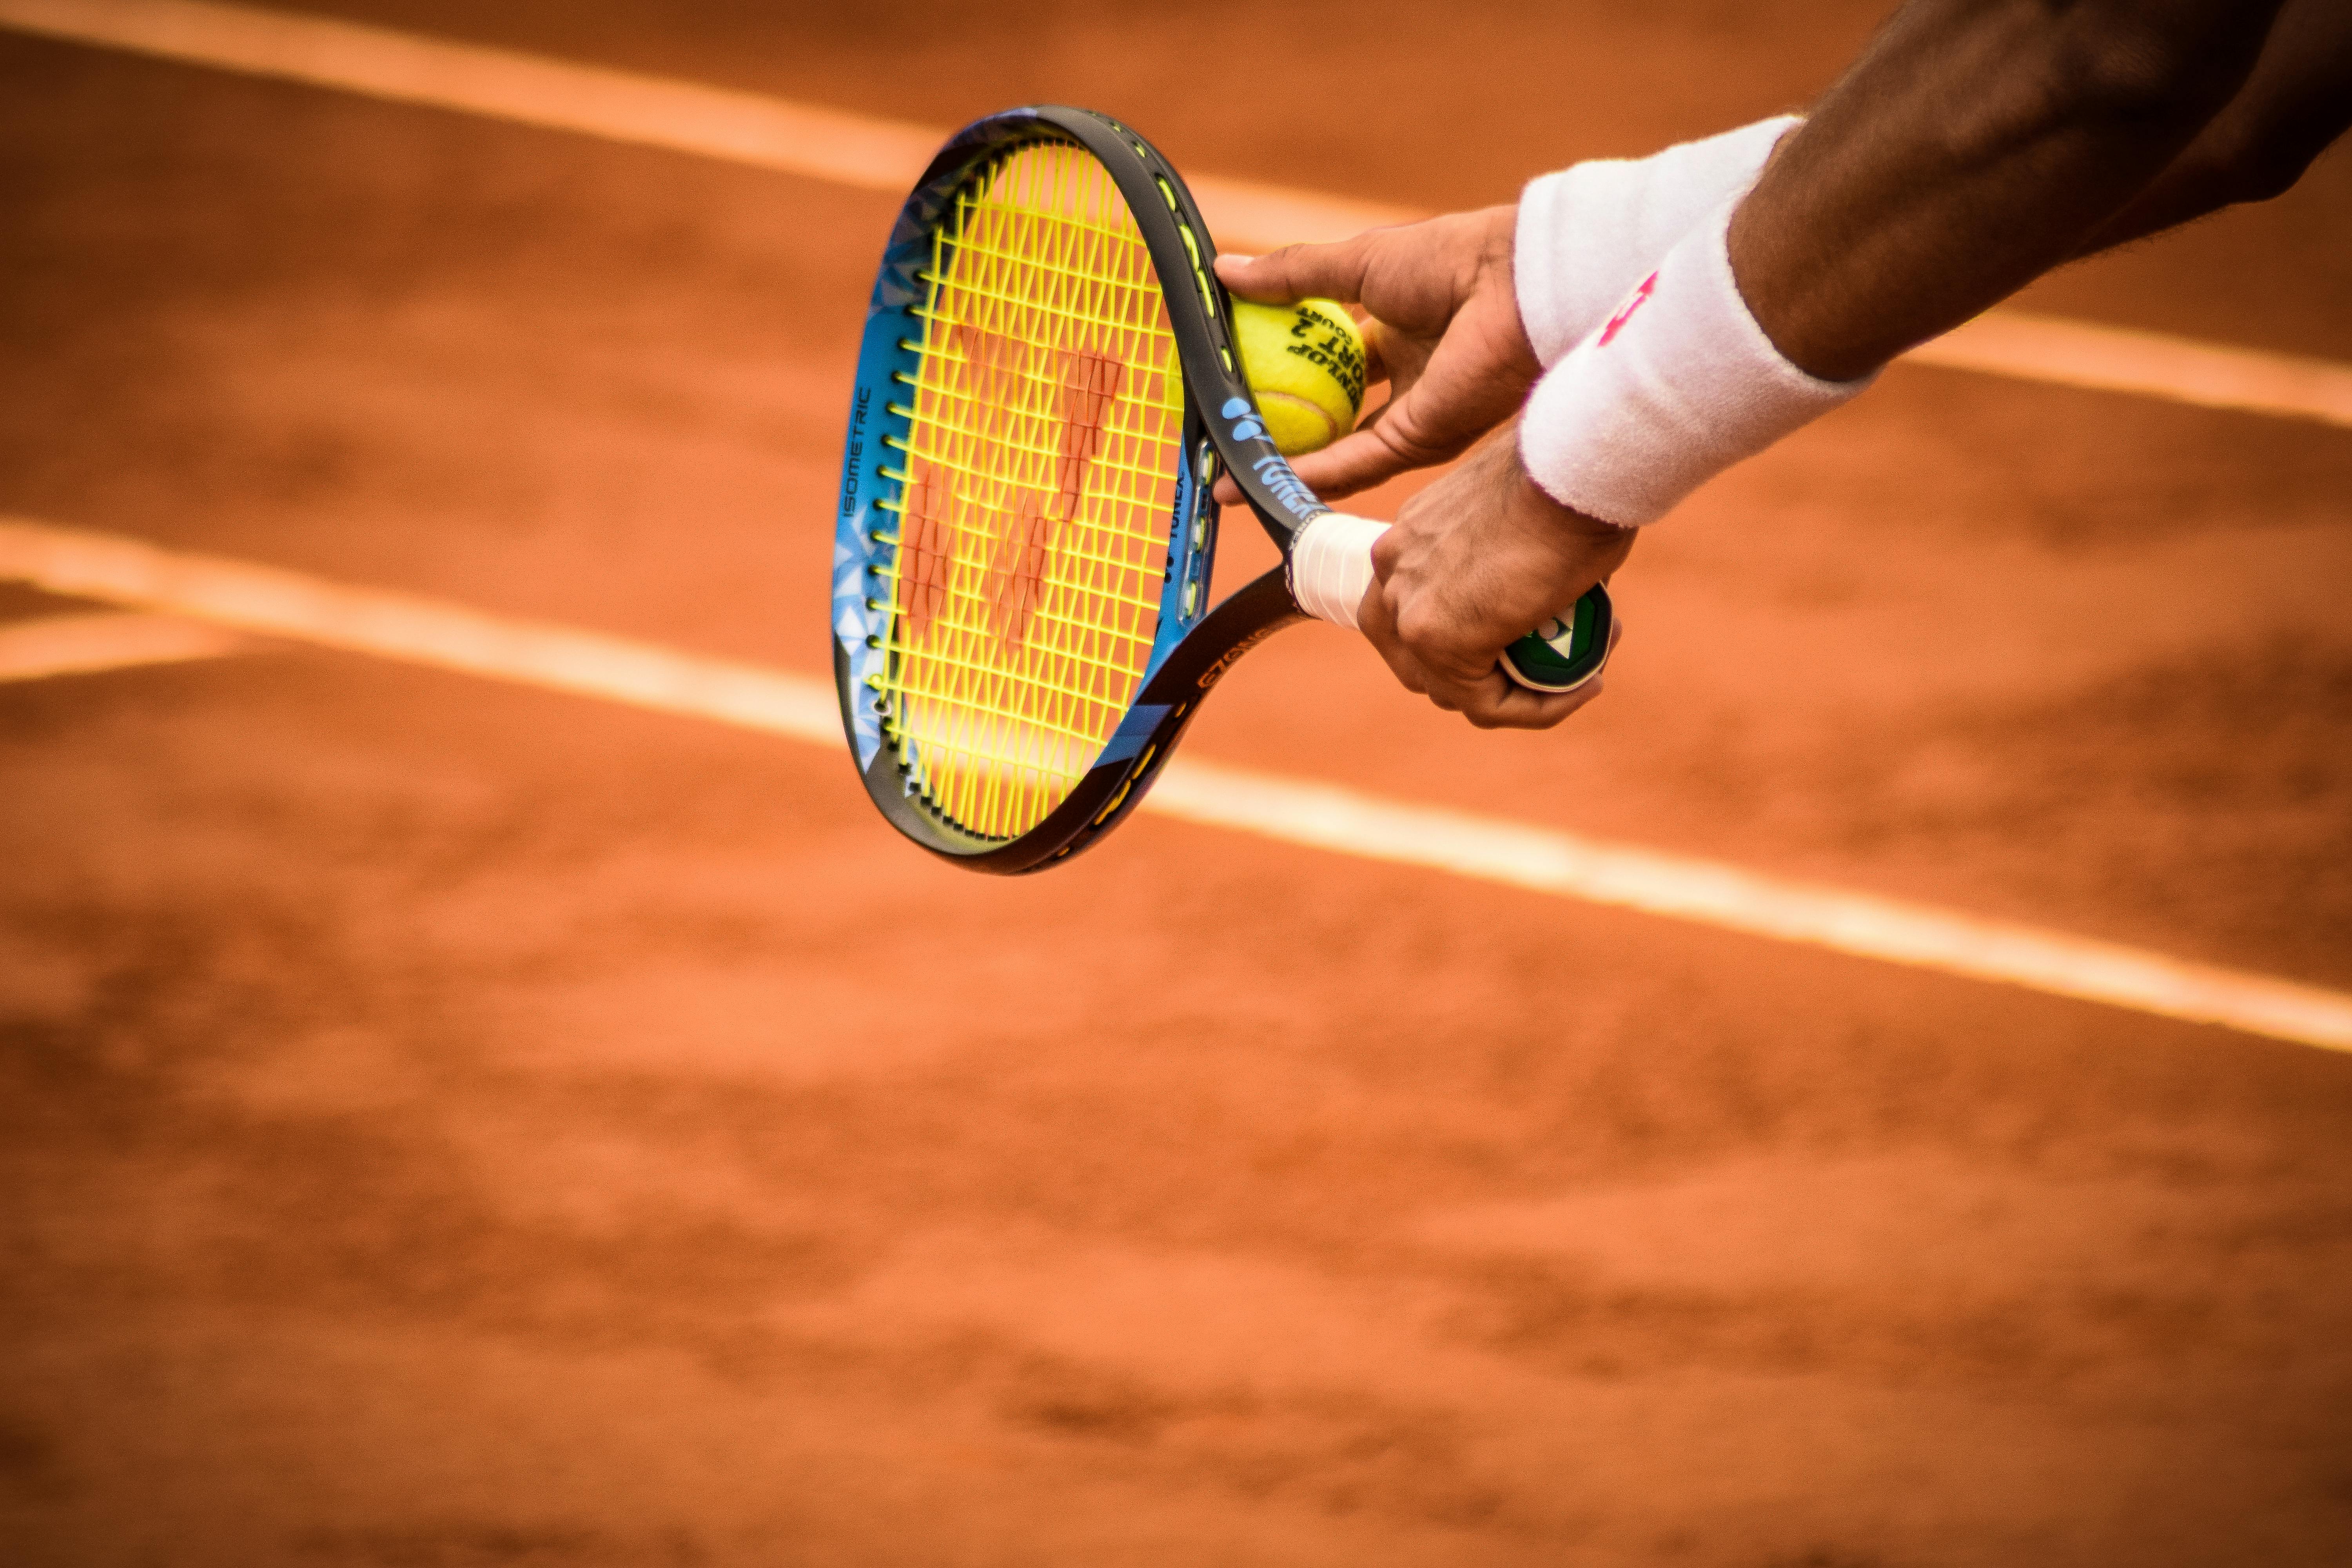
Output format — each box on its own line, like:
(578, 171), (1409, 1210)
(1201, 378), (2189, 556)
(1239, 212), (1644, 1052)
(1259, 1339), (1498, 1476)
(5, 3), (2352, 1563)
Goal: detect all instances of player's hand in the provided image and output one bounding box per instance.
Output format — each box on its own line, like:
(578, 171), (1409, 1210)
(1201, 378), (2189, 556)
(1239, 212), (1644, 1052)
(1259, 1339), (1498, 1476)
(1212, 205), (1537, 503)
(1358, 426), (1633, 730)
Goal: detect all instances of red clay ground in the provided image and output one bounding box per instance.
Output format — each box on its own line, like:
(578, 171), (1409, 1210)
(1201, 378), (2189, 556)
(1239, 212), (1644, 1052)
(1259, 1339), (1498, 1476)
(4, 5), (2351, 1564)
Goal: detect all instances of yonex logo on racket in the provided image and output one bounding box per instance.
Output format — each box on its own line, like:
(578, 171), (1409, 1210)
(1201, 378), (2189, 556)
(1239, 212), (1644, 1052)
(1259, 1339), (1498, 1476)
(1221, 396), (1267, 443)
(1197, 623), (1281, 689)
(1250, 453), (1320, 520)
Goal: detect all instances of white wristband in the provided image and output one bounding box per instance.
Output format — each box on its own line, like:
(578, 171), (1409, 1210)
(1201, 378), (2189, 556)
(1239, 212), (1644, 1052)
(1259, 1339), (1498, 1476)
(1517, 200), (1875, 528)
(1288, 512), (1388, 629)
(1514, 116), (1801, 368)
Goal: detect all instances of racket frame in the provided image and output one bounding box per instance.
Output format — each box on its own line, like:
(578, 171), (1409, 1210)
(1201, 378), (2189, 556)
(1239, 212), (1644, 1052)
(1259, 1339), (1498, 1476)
(832, 105), (1604, 874)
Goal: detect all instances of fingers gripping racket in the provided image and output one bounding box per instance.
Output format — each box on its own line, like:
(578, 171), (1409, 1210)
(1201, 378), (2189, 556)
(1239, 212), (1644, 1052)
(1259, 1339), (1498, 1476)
(832, 106), (1612, 873)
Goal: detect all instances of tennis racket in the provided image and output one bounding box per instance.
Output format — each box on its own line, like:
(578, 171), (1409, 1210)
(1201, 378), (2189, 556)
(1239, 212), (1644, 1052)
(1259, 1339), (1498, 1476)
(832, 105), (1612, 873)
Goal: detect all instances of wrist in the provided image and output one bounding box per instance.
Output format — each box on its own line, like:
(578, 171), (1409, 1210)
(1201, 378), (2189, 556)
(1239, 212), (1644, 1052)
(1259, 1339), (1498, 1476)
(1514, 115), (1803, 367)
(1473, 203), (1542, 378)
(1517, 199), (1874, 527)
(1511, 457), (1624, 549)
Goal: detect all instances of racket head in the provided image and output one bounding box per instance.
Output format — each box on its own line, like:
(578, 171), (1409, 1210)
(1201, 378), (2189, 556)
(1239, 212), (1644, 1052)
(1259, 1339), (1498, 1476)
(833, 107), (1312, 873)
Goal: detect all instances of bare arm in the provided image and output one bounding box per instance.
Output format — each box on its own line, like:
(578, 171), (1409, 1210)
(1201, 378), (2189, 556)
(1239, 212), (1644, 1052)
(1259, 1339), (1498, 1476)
(1374, 0), (2305, 728)
(1734, 0), (2290, 380)
(2075, 0), (2352, 252)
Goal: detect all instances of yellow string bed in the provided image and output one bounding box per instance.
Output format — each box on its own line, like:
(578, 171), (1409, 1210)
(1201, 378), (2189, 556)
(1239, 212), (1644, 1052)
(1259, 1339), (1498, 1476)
(875, 142), (1183, 840)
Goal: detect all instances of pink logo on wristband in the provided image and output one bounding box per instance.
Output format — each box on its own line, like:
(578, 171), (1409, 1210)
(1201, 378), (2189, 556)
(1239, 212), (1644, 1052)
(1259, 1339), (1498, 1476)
(1598, 271), (1658, 347)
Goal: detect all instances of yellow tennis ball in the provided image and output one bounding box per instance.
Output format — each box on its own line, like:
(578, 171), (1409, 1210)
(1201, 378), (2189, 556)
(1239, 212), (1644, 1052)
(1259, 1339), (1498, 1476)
(1231, 297), (1367, 456)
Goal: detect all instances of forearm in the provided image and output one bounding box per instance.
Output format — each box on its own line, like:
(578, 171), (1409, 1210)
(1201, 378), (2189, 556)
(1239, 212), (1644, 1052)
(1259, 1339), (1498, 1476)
(2073, 0), (2352, 253)
(1734, 0), (2290, 379)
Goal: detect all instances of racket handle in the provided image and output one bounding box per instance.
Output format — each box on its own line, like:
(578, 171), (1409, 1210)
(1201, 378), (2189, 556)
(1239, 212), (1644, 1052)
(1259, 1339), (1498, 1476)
(1289, 512), (1613, 695)
(1289, 512), (1386, 628)
(1497, 588), (1611, 694)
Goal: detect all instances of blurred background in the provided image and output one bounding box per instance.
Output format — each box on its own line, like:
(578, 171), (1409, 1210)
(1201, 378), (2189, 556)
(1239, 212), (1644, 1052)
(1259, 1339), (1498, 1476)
(3, 3), (2349, 1564)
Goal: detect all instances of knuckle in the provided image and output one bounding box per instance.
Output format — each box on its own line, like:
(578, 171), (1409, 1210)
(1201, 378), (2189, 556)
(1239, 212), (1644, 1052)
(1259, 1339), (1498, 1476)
(1391, 604), (1444, 650)
(1236, 244), (1304, 295)
(1372, 408), (1460, 466)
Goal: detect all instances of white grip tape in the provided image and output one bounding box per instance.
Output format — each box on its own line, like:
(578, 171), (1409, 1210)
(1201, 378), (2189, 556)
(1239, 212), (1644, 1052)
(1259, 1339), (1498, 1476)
(1289, 512), (1389, 630)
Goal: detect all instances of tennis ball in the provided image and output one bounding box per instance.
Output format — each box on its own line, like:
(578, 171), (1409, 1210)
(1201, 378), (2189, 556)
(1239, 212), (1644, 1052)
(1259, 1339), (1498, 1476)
(1231, 297), (1367, 456)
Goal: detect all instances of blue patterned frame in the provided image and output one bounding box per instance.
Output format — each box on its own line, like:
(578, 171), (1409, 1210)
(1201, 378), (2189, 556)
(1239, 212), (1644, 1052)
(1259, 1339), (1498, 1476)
(828, 106), (1305, 873)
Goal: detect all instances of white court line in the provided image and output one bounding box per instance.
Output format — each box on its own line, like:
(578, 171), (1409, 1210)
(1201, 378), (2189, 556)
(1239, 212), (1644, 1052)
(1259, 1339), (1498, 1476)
(5, 0), (2351, 429)
(0, 610), (248, 681)
(0, 0), (1407, 249)
(5, 515), (2349, 1057)
(0, 520), (840, 737)
(1910, 310), (2352, 428)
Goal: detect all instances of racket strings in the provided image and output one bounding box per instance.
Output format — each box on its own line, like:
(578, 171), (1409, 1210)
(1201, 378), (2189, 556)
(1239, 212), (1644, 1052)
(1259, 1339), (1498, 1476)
(873, 141), (1183, 840)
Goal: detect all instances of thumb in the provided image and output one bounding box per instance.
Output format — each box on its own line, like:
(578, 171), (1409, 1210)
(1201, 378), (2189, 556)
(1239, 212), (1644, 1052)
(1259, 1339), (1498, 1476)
(1214, 236), (1377, 306)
